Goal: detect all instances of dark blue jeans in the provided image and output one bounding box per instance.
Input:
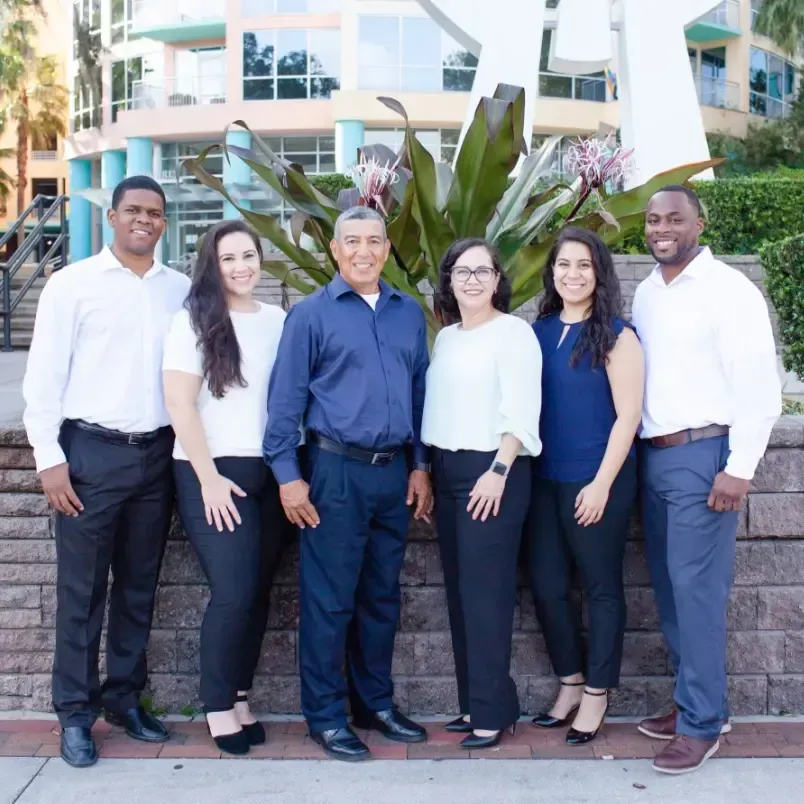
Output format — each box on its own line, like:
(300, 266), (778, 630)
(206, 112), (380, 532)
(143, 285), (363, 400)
(299, 445), (410, 732)
(640, 435), (737, 741)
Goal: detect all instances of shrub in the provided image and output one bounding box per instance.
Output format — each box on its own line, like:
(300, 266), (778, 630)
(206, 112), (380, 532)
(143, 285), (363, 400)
(761, 233), (804, 381)
(308, 173), (354, 198)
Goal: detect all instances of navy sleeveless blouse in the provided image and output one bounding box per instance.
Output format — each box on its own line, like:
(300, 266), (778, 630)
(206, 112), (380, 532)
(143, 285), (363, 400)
(532, 313), (636, 483)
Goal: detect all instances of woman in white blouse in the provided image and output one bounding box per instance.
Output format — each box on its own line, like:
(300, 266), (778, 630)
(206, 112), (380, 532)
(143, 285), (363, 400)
(162, 220), (289, 755)
(422, 238), (542, 749)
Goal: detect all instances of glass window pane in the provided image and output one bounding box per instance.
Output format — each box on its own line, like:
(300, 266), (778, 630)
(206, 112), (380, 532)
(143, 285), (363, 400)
(319, 135), (335, 151)
(358, 66), (398, 91)
(365, 129), (404, 153)
(242, 0), (272, 15)
(277, 77), (308, 98)
(443, 68), (474, 92)
(750, 47), (767, 93)
(358, 16), (399, 66)
(111, 25), (124, 44)
(285, 136), (318, 151)
(111, 0), (124, 25)
(442, 32), (477, 68)
(111, 60), (126, 103)
(786, 63), (796, 97)
(311, 76), (339, 97)
(749, 91), (766, 115)
(540, 31), (552, 72)
(318, 154), (336, 173)
(310, 29), (340, 77)
(402, 17), (439, 67)
(539, 74), (572, 99)
(277, 29), (308, 75)
(769, 55), (783, 99)
(243, 31), (274, 77)
(575, 77), (605, 101)
(767, 98), (784, 118)
(244, 77), (274, 100)
(285, 153), (317, 173)
(402, 66), (440, 92)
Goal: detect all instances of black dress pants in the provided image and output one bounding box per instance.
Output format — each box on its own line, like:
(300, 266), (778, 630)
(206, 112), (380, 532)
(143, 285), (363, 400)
(527, 458), (637, 689)
(433, 449), (530, 731)
(53, 421), (175, 728)
(174, 457), (289, 711)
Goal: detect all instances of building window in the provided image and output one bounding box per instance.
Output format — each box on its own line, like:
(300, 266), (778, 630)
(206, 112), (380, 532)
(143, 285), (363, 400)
(364, 129), (460, 164)
(161, 141), (223, 184)
(110, 0), (133, 44)
(242, 0), (341, 14)
(242, 29), (340, 100)
(111, 54), (161, 121)
(750, 47), (796, 117)
(357, 16), (477, 93)
(32, 178), (59, 199)
(259, 135), (336, 173)
(751, 0), (762, 31)
(539, 31), (606, 101)
(72, 0), (102, 132)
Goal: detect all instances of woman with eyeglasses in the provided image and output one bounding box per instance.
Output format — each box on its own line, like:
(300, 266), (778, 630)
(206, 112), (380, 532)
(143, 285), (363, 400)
(422, 238), (542, 749)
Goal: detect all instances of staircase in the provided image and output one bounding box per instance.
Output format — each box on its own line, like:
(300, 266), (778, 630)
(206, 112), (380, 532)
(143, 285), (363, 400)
(0, 195), (69, 351)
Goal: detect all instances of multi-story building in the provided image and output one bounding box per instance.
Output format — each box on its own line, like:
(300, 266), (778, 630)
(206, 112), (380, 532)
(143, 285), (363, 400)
(63, 0), (800, 265)
(0, 0), (69, 236)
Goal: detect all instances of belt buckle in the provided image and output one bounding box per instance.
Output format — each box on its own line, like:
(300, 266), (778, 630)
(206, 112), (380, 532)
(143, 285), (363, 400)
(371, 451), (392, 466)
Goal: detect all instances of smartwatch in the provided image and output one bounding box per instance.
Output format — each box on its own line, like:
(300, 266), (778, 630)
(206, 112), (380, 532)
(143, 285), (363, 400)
(490, 461), (510, 477)
(413, 462), (431, 472)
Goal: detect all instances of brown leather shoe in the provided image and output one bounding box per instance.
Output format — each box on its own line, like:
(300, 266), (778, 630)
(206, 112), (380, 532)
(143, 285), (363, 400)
(652, 735), (719, 774)
(638, 709), (731, 740)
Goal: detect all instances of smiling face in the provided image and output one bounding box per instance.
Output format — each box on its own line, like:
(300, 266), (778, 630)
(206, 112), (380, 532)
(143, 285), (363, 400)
(331, 218), (391, 294)
(645, 191), (704, 265)
(217, 230), (262, 300)
(450, 245), (499, 314)
(552, 239), (597, 310)
(108, 188), (166, 256)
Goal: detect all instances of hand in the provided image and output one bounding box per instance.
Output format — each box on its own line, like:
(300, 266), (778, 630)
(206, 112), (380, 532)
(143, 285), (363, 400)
(575, 480), (609, 527)
(708, 472), (750, 512)
(407, 470), (433, 523)
(40, 463), (83, 517)
(279, 478), (320, 529)
(467, 470), (506, 522)
(201, 473), (247, 533)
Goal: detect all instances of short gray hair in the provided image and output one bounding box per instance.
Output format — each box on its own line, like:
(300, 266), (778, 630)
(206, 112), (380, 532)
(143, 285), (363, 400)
(333, 206), (387, 241)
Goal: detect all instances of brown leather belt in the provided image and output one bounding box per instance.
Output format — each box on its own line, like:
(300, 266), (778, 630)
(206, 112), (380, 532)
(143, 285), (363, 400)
(647, 424), (729, 449)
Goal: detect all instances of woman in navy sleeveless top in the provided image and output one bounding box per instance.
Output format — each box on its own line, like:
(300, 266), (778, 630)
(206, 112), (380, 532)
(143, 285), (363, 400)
(528, 227), (644, 745)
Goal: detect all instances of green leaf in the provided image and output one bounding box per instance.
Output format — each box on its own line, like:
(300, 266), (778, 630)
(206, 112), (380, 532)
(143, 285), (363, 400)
(262, 259), (319, 294)
(492, 83), (528, 161)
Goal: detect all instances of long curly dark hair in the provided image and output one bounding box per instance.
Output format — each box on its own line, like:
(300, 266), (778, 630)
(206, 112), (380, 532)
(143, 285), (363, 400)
(538, 226), (623, 368)
(435, 238), (512, 324)
(184, 219), (263, 398)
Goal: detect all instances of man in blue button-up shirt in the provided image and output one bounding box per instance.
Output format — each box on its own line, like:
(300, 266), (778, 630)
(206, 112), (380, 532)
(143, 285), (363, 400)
(264, 207), (432, 761)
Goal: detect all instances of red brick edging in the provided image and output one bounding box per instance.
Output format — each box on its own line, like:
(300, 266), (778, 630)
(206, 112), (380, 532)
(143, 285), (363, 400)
(1, 719), (802, 760)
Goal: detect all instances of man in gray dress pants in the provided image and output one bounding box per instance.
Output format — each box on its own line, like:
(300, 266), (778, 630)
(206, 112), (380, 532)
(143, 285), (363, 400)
(631, 185), (781, 776)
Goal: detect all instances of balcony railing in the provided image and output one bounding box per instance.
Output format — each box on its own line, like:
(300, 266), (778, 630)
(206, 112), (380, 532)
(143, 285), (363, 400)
(132, 0), (225, 28)
(131, 76), (227, 111)
(692, 0), (740, 28)
(694, 75), (741, 111)
(31, 151), (58, 161)
(538, 72), (608, 103)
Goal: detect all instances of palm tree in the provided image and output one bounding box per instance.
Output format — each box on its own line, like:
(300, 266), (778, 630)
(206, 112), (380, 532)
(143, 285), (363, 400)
(0, 146), (15, 217)
(754, 0), (804, 56)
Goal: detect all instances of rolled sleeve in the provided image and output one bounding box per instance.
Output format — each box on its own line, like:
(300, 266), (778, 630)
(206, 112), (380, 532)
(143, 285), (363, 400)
(495, 320), (543, 456)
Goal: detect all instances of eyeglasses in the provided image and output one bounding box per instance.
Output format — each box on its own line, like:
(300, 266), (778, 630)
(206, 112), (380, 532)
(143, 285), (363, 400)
(451, 266), (497, 283)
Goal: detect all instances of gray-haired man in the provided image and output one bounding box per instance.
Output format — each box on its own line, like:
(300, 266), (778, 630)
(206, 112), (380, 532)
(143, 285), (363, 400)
(263, 207), (433, 760)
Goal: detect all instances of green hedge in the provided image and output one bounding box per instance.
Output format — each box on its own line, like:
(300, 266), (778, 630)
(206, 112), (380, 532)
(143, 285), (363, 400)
(309, 174), (354, 198)
(761, 233), (804, 381)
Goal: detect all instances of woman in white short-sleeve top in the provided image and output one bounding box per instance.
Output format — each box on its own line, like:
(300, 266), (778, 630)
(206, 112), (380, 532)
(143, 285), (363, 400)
(162, 220), (289, 756)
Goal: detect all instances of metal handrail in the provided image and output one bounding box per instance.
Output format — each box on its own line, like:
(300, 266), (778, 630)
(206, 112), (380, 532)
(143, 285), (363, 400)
(0, 195), (43, 252)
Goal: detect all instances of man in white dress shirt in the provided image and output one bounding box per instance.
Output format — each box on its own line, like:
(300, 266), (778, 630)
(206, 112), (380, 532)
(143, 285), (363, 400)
(631, 185), (781, 775)
(23, 176), (190, 768)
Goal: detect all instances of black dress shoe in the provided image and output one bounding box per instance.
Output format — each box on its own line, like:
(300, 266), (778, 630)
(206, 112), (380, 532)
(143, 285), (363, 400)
(309, 727), (371, 762)
(459, 723), (516, 750)
(235, 694), (266, 746)
(444, 716), (473, 734)
(566, 690), (609, 746)
(352, 708), (427, 744)
(105, 706), (169, 743)
(60, 726), (98, 768)
(532, 680), (584, 729)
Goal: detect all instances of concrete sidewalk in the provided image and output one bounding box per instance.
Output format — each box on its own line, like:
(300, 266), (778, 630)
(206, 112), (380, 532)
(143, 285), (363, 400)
(2, 757), (804, 804)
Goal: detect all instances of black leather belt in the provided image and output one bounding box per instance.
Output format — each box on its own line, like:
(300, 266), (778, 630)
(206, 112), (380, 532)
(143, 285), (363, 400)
(66, 419), (171, 445)
(307, 431), (401, 466)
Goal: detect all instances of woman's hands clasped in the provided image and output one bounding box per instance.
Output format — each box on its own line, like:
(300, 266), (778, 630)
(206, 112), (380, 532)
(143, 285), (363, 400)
(467, 470), (507, 522)
(201, 473), (247, 533)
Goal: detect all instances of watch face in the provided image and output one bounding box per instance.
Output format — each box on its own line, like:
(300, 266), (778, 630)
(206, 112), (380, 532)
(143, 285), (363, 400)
(492, 462), (507, 476)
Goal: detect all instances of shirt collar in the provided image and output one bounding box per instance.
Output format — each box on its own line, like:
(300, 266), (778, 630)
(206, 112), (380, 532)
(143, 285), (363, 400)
(330, 272), (400, 299)
(99, 245), (164, 279)
(648, 246), (711, 287)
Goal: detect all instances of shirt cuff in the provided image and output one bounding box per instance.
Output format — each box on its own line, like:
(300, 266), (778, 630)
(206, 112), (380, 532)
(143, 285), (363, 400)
(34, 443), (67, 474)
(413, 443), (431, 466)
(270, 455), (302, 485)
(724, 452), (759, 482)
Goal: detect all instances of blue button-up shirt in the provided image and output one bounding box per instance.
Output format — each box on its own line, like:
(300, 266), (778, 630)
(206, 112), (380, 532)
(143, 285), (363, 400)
(264, 273), (430, 484)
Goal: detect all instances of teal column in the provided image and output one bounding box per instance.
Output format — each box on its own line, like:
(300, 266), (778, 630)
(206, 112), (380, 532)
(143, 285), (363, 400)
(126, 136), (154, 177)
(101, 150), (126, 246)
(335, 120), (365, 173)
(68, 159), (92, 262)
(223, 129), (252, 220)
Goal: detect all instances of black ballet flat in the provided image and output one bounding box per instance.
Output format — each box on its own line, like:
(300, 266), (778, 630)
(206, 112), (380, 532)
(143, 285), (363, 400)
(566, 690), (609, 746)
(532, 680), (584, 729)
(444, 716), (473, 734)
(204, 707), (250, 755)
(236, 694), (266, 745)
(459, 723), (516, 749)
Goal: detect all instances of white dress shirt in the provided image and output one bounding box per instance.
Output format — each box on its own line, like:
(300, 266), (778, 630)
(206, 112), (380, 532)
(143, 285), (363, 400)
(23, 246), (191, 472)
(163, 304), (287, 460)
(421, 314), (543, 456)
(631, 247), (781, 480)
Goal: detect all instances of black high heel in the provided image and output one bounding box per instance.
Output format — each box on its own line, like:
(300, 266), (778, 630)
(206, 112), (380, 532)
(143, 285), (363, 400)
(459, 722), (516, 749)
(444, 716), (473, 734)
(235, 694), (266, 745)
(532, 681), (585, 729)
(566, 689), (609, 746)
(203, 707), (250, 755)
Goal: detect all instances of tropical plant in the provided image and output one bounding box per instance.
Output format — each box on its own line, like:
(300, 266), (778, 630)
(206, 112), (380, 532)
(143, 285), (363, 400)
(185, 84), (721, 338)
(753, 0), (804, 56)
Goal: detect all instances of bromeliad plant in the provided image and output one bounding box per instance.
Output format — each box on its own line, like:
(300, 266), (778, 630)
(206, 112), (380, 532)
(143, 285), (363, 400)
(184, 83), (722, 337)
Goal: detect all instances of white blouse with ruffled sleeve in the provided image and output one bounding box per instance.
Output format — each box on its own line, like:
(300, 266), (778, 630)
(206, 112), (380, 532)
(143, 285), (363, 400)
(421, 314), (543, 456)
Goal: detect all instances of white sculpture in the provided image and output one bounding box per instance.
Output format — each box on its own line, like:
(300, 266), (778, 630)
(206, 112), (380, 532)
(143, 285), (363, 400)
(417, 0), (722, 186)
